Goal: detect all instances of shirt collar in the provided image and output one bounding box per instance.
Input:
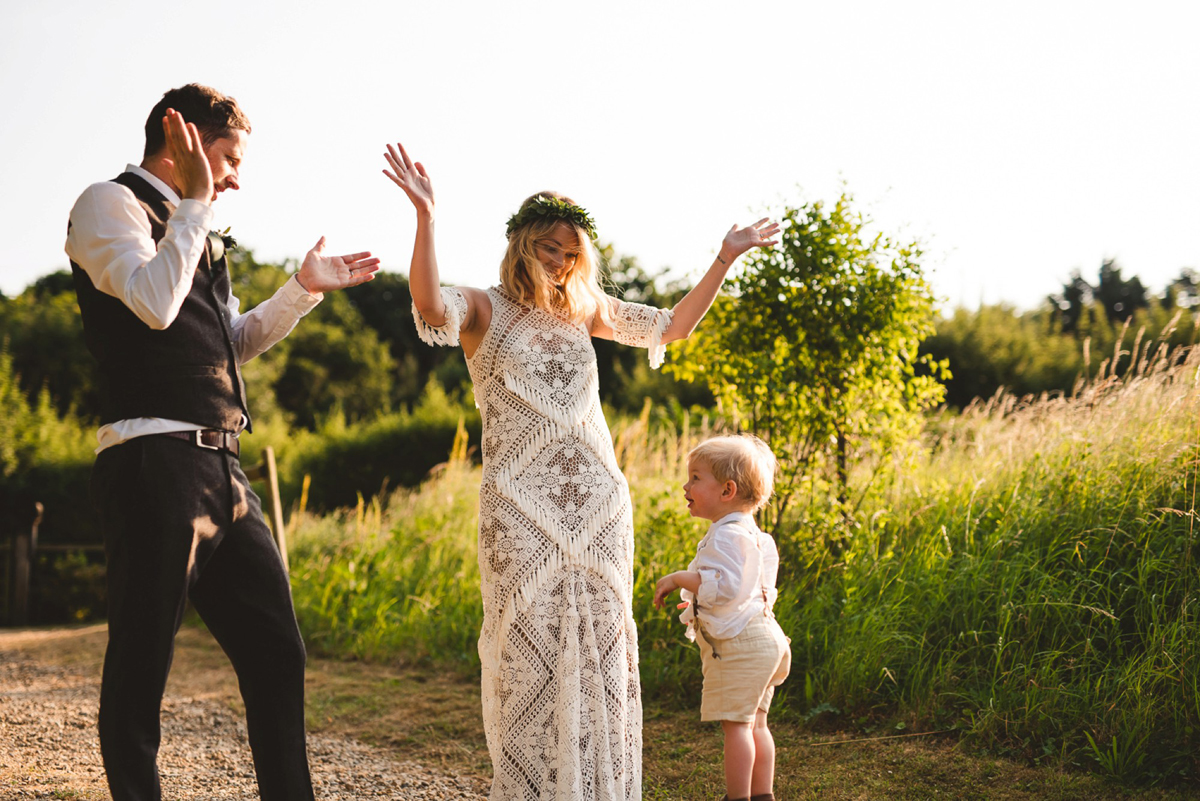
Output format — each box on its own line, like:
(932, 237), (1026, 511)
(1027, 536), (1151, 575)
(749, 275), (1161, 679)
(125, 164), (181, 205)
(711, 511), (757, 530)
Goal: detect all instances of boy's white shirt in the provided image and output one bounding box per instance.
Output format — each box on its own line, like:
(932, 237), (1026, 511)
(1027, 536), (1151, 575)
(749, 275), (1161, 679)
(679, 511), (780, 641)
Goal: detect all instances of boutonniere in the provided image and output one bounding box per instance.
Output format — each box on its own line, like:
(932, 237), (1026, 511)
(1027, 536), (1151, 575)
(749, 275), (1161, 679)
(207, 227), (239, 263)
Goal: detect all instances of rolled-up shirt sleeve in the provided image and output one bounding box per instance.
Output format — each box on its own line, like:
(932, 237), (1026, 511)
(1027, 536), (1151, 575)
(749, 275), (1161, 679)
(65, 182), (213, 330)
(693, 528), (752, 609)
(227, 275), (322, 364)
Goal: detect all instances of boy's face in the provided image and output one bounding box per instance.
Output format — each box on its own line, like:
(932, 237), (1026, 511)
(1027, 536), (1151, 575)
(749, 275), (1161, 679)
(683, 457), (732, 521)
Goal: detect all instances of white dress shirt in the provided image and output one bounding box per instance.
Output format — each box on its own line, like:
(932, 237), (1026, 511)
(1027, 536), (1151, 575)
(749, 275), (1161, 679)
(679, 511), (781, 641)
(65, 164), (323, 452)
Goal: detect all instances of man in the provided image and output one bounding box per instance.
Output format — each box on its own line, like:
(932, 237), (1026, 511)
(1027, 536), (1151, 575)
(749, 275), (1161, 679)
(65, 83), (378, 801)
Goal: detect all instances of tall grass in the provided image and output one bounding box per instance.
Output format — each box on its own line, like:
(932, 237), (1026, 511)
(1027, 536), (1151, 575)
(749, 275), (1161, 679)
(288, 337), (1200, 782)
(811, 334), (1200, 781)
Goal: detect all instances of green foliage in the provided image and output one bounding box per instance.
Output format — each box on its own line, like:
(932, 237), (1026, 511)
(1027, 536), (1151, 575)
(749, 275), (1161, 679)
(343, 272), (469, 407)
(288, 463), (484, 665)
(506, 194), (597, 241)
(925, 302), (1199, 409)
(1049, 259), (1150, 330)
(0, 347), (98, 623)
(0, 271), (99, 418)
(666, 192), (946, 541)
(0, 348), (93, 478)
(272, 291), (396, 428)
(32, 550), (106, 622)
(219, 250), (398, 429)
(288, 342), (1200, 782)
(594, 246), (711, 411)
(922, 305), (1082, 408)
(276, 380), (481, 511)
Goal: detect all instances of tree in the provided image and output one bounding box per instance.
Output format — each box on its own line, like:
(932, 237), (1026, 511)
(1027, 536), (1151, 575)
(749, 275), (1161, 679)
(1162, 268), (1199, 310)
(666, 192), (946, 549)
(1094, 258), (1147, 324)
(594, 245), (711, 411)
(271, 291), (396, 429)
(922, 305), (1084, 407)
(1048, 270), (1093, 335)
(343, 272), (467, 407)
(0, 271), (100, 418)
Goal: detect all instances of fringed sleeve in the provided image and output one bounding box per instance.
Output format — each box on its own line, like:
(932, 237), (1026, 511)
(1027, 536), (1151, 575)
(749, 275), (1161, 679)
(412, 287), (468, 347)
(612, 300), (674, 369)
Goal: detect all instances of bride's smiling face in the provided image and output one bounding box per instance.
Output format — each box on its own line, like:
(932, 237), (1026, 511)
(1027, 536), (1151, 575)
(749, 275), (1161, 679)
(533, 223), (582, 283)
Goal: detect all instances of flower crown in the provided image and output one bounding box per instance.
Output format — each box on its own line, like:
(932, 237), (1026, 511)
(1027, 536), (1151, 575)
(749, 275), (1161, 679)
(505, 195), (598, 241)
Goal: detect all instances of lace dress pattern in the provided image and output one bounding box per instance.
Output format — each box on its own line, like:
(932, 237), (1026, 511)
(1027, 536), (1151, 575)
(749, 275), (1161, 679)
(415, 287), (672, 801)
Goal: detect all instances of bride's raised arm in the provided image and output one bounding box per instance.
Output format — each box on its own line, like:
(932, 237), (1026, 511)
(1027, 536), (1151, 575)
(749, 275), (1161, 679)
(658, 218), (779, 344)
(383, 142), (486, 348)
(591, 218), (779, 362)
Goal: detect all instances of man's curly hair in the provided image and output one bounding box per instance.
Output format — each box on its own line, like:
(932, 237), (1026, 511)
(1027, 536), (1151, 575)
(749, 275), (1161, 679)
(143, 83), (251, 158)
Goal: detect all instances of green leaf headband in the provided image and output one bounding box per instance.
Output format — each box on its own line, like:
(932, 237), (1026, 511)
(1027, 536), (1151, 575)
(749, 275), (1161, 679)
(506, 195), (598, 241)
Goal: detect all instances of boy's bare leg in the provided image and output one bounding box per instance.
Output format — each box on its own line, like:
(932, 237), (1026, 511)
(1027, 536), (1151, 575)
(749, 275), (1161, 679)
(750, 710), (775, 796)
(722, 719), (755, 799)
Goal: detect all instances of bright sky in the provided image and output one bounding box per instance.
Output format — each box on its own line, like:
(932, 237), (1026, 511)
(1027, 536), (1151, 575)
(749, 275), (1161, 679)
(2, 1), (1197, 310)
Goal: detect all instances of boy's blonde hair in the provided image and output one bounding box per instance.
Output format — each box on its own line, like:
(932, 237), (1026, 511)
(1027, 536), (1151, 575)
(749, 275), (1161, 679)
(500, 191), (612, 327)
(688, 434), (777, 511)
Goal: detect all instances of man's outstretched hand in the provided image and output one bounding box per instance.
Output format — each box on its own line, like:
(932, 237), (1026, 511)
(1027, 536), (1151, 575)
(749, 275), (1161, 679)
(296, 237), (380, 294)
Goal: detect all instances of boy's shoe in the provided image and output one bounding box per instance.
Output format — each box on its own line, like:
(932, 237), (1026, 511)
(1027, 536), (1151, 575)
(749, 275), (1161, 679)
(750, 795), (775, 801)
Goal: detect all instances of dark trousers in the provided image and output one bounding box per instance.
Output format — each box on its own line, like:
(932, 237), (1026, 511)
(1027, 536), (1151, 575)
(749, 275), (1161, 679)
(93, 436), (314, 801)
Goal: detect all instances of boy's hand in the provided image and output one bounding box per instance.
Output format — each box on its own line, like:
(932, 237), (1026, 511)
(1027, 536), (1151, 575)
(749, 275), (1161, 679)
(653, 574), (680, 610)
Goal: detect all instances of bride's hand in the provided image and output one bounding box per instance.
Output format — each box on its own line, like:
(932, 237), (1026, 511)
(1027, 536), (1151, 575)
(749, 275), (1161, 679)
(720, 218), (781, 262)
(383, 142), (435, 215)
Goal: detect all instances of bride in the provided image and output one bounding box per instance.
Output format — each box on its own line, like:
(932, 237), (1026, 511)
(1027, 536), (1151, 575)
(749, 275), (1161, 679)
(383, 141), (777, 800)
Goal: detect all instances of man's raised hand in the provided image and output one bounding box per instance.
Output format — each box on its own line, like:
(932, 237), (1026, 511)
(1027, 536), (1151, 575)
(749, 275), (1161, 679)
(382, 142), (434, 215)
(162, 108), (214, 203)
(295, 237), (381, 294)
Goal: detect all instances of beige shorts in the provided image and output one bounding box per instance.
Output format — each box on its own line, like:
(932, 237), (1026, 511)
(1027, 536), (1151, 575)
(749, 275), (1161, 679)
(696, 613), (791, 723)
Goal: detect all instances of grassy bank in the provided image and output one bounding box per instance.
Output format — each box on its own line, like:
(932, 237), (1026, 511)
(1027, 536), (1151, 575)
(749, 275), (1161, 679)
(288, 341), (1200, 784)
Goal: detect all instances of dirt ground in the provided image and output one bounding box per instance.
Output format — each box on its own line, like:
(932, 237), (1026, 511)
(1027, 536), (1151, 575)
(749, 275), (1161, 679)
(3, 622), (1198, 800)
(0, 623), (487, 800)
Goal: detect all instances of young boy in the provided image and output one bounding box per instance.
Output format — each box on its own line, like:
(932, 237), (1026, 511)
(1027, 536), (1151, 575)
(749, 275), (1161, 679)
(653, 435), (791, 801)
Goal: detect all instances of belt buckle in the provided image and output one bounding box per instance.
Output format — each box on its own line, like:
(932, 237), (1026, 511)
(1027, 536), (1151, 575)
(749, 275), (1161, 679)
(194, 430), (222, 451)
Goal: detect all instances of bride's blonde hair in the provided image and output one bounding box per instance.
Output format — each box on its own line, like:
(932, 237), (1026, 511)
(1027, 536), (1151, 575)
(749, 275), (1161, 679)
(500, 191), (612, 326)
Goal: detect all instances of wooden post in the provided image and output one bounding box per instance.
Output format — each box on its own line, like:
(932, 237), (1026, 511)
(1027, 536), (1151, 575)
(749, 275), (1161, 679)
(12, 502), (42, 627)
(262, 447), (289, 575)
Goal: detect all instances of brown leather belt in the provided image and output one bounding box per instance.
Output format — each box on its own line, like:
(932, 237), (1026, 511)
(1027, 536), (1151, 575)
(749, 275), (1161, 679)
(159, 429), (240, 457)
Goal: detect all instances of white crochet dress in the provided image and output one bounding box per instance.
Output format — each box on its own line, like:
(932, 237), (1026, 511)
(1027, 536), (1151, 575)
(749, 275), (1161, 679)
(415, 286), (672, 801)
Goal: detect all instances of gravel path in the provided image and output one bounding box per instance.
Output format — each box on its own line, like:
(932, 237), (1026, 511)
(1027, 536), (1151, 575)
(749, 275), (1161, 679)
(0, 644), (485, 800)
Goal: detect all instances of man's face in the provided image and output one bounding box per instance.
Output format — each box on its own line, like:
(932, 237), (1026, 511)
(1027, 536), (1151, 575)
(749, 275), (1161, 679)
(204, 129), (248, 201)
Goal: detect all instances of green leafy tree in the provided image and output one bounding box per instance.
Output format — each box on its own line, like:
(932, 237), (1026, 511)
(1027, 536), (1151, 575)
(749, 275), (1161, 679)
(1163, 268), (1200, 310)
(271, 291), (396, 429)
(344, 272), (467, 407)
(0, 271), (99, 418)
(222, 250), (398, 428)
(666, 192), (946, 548)
(1094, 258), (1148, 324)
(922, 305), (1084, 408)
(594, 245), (711, 412)
(1048, 269), (1093, 335)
